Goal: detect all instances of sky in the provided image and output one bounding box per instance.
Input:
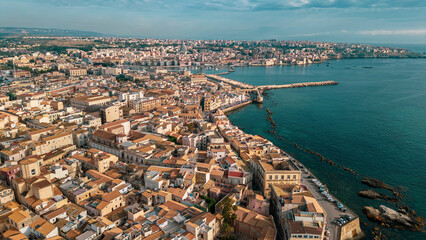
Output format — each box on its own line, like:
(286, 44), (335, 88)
(0, 0), (426, 43)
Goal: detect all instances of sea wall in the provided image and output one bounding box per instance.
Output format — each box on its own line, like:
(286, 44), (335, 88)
(205, 74), (255, 89)
(222, 101), (253, 114)
(260, 81), (338, 90)
(340, 217), (365, 240)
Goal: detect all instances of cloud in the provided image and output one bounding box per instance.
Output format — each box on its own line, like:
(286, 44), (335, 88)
(359, 29), (426, 35)
(289, 30), (349, 37)
(23, 0), (426, 11)
(290, 29), (426, 39)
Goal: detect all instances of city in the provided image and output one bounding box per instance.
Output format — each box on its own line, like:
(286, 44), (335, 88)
(0, 37), (388, 240)
(1, 0), (426, 239)
(1, 34), (423, 240)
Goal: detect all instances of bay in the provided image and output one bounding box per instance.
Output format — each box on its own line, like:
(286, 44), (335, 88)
(209, 46), (426, 239)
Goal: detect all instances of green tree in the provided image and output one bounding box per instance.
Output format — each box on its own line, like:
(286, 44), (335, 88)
(168, 136), (177, 143)
(200, 195), (217, 213)
(7, 92), (16, 100)
(218, 197), (238, 239)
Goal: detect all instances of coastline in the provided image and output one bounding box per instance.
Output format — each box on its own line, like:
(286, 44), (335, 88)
(221, 100), (252, 114)
(221, 57), (426, 239)
(220, 104), (364, 239)
(136, 51), (425, 71)
(211, 70), (364, 238)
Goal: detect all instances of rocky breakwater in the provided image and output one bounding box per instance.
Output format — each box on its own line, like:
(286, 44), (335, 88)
(363, 205), (424, 231)
(358, 190), (400, 202)
(259, 80), (338, 91)
(265, 108), (277, 132)
(362, 177), (403, 198)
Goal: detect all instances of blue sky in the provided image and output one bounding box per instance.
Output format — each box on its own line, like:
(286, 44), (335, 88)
(1, 0), (426, 43)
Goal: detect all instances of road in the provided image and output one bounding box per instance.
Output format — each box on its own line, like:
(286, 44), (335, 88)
(288, 158), (356, 240)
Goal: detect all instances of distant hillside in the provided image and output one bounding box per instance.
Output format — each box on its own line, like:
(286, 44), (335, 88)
(0, 27), (104, 37)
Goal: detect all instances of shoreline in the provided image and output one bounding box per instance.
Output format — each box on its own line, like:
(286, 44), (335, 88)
(221, 104), (364, 240)
(131, 52), (425, 70)
(221, 61), (426, 238)
(221, 100), (252, 114)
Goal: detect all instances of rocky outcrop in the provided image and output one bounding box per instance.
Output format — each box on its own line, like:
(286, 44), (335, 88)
(371, 227), (383, 240)
(361, 177), (403, 198)
(362, 177), (394, 191)
(363, 205), (424, 231)
(358, 190), (400, 202)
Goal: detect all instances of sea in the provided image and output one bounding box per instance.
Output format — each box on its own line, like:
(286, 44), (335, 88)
(205, 44), (426, 239)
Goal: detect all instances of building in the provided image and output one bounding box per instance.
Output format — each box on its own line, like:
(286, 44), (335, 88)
(95, 190), (124, 216)
(67, 68), (87, 77)
(234, 206), (277, 240)
(270, 185), (326, 240)
(0, 185), (14, 204)
(0, 95), (9, 103)
(129, 98), (161, 113)
(101, 67), (122, 76)
(13, 70), (31, 78)
(100, 105), (122, 123)
(18, 158), (41, 179)
(256, 159), (301, 198)
(50, 101), (64, 110)
(70, 95), (112, 109)
(73, 129), (90, 148)
(30, 131), (73, 155)
(72, 149), (118, 174)
(190, 74), (208, 85)
(185, 212), (219, 240)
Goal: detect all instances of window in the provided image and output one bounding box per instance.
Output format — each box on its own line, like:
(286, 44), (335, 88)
(275, 175), (278, 180)
(31, 169), (36, 175)
(281, 175), (284, 180)
(269, 175), (272, 180)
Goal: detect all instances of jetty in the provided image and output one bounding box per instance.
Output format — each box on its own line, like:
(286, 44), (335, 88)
(257, 80), (338, 91)
(204, 74), (256, 89)
(204, 74), (338, 91)
(216, 72), (230, 75)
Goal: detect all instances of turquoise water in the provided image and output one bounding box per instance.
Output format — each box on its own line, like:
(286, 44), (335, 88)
(212, 47), (426, 239)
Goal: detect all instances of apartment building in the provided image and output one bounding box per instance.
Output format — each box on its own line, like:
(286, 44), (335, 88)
(67, 68), (87, 77)
(100, 105), (122, 123)
(255, 159), (301, 198)
(73, 149), (118, 174)
(70, 95), (112, 109)
(31, 131), (73, 155)
(129, 98), (161, 113)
